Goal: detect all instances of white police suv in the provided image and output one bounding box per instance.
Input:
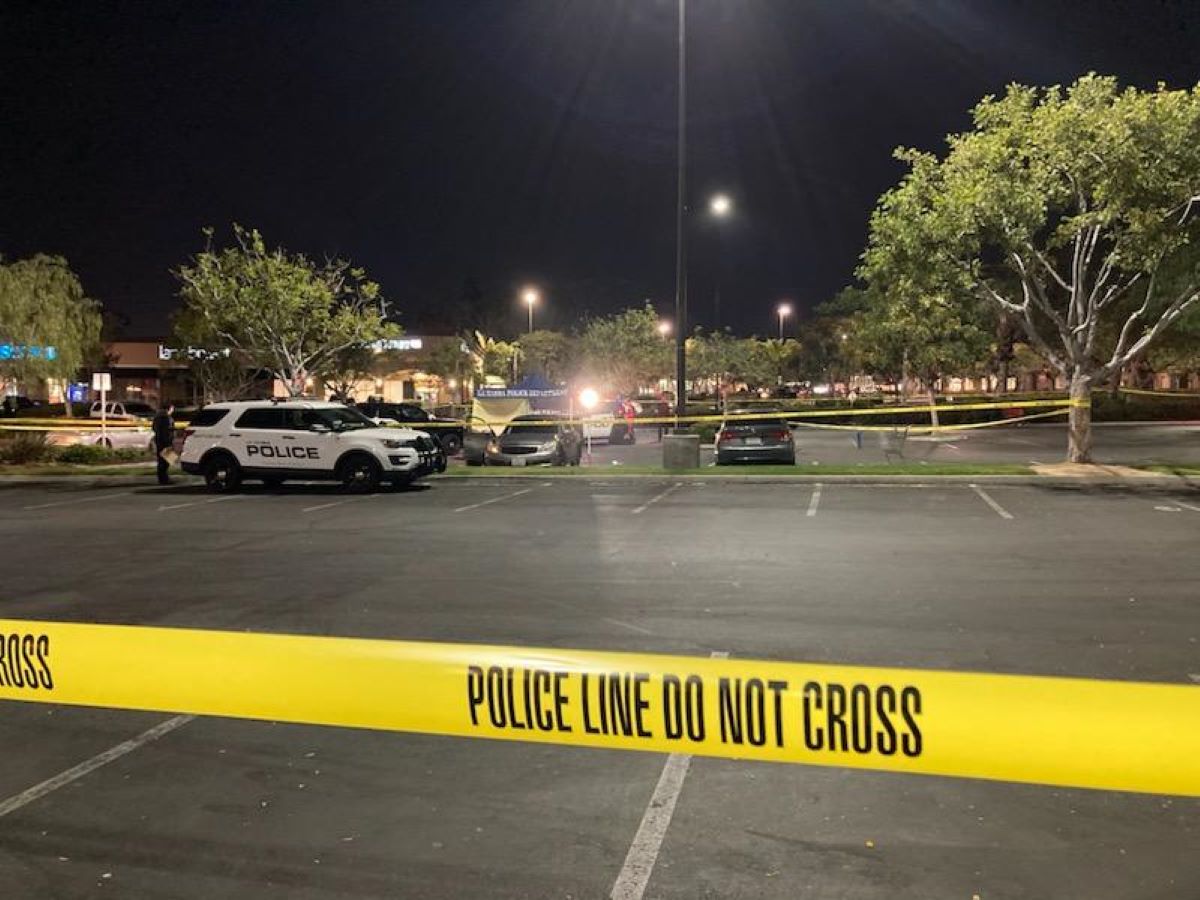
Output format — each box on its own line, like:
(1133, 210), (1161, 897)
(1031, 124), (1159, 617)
(179, 400), (443, 492)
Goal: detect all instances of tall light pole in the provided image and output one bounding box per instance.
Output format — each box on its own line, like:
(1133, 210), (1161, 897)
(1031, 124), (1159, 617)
(777, 302), (792, 341)
(521, 287), (539, 334)
(673, 0), (688, 424)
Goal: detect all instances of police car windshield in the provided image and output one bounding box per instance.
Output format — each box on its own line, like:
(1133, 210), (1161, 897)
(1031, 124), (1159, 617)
(311, 407), (376, 431)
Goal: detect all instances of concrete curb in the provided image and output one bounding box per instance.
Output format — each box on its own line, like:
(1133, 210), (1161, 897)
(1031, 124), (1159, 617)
(0, 475), (200, 488)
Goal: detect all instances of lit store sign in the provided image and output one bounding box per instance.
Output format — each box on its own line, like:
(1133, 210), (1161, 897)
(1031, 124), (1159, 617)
(158, 346), (231, 361)
(0, 344), (57, 360)
(373, 338), (423, 351)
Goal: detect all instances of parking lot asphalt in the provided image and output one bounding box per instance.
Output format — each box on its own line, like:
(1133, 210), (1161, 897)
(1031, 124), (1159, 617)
(0, 478), (1197, 898)
(564, 421), (1200, 468)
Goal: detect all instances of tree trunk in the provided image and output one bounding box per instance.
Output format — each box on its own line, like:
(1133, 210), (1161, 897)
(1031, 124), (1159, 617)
(926, 385), (939, 428)
(1067, 372), (1093, 463)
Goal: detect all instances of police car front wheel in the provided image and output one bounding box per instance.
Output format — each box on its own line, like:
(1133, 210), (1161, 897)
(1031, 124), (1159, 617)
(337, 453), (382, 492)
(203, 453), (242, 492)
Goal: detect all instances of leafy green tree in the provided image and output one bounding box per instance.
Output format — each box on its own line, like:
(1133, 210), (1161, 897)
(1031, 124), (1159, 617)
(170, 306), (263, 403)
(174, 226), (397, 397)
(579, 304), (671, 394)
(862, 75), (1200, 461)
(424, 338), (471, 400)
(0, 255), (102, 414)
(517, 330), (575, 383)
(320, 343), (380, 401)
(849, 289), (992, 423)
(466, 330), (517, 381)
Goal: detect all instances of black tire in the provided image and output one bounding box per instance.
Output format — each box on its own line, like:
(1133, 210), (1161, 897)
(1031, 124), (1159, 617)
(261, 475), (286, 488)
(438, 432), (463, 455)
(466, 457), (483, 467)
(203, 453), (241, 492)
(337, 453), (382, 492)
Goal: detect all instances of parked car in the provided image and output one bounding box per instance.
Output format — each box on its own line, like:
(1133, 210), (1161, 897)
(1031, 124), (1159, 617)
(714, 408), (796, 465)
(0, 396), (42, 416)
(356, 400), (466, 454)
(89, 400), (156, 421)
(483, 414), (583, 467)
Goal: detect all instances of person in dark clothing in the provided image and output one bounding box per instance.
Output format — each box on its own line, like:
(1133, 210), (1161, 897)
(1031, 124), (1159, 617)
(152, 403), (175, 485)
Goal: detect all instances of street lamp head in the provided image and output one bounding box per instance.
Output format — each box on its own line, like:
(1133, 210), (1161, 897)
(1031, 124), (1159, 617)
(579, 387), (599, 410)
(657, 320), (672, 336)
(521, 288), (539, 307)
(709, 193), (732, 217)
(777, 303), (792, 318)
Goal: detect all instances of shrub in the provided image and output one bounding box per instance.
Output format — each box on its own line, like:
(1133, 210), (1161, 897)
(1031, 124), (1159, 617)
(0, 432), (53, 464)
(53, 443), (113, 464)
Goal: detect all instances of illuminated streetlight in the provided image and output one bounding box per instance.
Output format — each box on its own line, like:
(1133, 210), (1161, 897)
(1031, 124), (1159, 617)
(579, 387), (599, 410)
(777, 302), (792, 340)
(521, 287), (540, 333)
(657, 320), (672, 336)
(709, 193), (732, 218)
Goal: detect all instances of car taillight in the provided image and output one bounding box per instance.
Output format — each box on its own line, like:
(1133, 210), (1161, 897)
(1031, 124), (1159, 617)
(717, 431), (737, 442)
(769, 428), (791, 441)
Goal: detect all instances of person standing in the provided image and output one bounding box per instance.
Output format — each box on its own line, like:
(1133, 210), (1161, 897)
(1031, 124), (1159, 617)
(152, 403), (175, 485)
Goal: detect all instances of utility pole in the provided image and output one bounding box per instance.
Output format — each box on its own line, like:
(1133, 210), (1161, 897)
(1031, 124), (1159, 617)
(673, 0), (688, 426)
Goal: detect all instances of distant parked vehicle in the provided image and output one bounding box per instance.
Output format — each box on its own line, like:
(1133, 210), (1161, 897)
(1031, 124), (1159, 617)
(0, 396), (42, 416)
(89, 400), (156, 421)
(714, 407), (796, 465)
(483, 415), (583, 467)
(356, 400), (466, 455)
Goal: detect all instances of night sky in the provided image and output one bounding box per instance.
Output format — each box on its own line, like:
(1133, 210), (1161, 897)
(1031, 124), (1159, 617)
(3, 0), (1198, 339)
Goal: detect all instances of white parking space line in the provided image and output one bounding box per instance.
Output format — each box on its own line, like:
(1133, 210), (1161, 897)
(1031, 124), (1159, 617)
(806, 483), (822, 517)
(1174, 500), (1200, 513)
(0, 715), (193, 820)
(22, 491), (131, 511)
(631, 483), (682, 515)
(453, 487), (533, 513)
(601, 617), (655, 636)
(970, 483), (1014, 519)
(1189, 674), (1200, 684)
(301, 495), (381, 514)
(157, 496), (241, 512)
(611, 650), (727, 900)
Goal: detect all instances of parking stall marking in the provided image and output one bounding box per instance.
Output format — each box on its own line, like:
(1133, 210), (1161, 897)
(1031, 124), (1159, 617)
(1173, 500), (1200, 513)
(453, 487), (534, 513)
(302, 495), (379, 514)
(806, 483), (823, 517)
(631, 483), (683, 515)
(0, 715), (194, 820)
(970, 483), (1014, 519)
(22, 491), (132, 511)
(158, 496), (242, 512)
(610, 650), (728, 900)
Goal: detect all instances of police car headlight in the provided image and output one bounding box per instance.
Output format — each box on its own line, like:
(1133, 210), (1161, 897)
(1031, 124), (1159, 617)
(382, 438), (414, 449)
(538, 441), (556, 452)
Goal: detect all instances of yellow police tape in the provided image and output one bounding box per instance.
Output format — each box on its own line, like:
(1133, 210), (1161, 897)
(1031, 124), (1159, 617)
(0, 619), (1196, 796)
(791, 406), (1071, 433)
(1119, 387), (1200, 399)
(443, 398), (1085, 431)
